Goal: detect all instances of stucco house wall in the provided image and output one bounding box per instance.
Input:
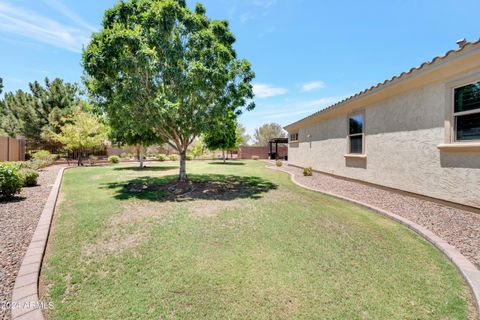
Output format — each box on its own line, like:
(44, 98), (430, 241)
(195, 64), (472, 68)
(287, 52), (480, 208)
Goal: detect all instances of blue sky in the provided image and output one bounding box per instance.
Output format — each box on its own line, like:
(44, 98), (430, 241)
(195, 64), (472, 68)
(0, 0), (479, 138)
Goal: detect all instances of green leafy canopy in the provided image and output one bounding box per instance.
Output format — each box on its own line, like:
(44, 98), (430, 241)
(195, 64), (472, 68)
(82, 0), (255, 179)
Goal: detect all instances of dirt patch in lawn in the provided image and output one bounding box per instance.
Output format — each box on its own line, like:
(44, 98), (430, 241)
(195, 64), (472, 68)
(189, 200), (242, 218)
(82, 230), (149, 259)
(111, 202), (172, 225)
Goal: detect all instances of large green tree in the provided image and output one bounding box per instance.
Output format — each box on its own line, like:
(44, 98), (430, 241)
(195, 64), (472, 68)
(83, 0), (255, 181)
(253, 123), (287, 146)
(0, 77), (80, 142)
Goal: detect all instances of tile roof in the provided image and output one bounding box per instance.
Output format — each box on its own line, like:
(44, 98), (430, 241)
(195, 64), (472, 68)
(285, 39), (480, 129)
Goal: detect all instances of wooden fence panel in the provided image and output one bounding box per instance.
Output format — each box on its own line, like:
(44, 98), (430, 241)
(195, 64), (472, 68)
(0, 136), (26, 162)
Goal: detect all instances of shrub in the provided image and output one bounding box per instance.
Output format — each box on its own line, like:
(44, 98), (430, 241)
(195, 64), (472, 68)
(168, 154), (179, 161)
(185, 154), (193, 161)
(119, 152), (129, 159)
(29, 150), (57, 169)
(0, 164), (23, 198)
(31, 150), (57, 163)
(303, 167), (313, 176)
(31, 150), (50, 160)
(108, 155), (120, 164)
(157, 154), (167, 161)
(276, 160), (283, 167)
(251, 155), (259, 160)
(20, 169), (39, 187)
(29, 159), (49, 170)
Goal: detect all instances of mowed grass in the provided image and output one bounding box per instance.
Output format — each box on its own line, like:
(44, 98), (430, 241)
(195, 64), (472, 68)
(41, 161), (473, 319)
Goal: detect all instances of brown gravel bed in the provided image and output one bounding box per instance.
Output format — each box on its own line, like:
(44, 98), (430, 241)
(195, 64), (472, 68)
(272, 164), (480, 270)
(0, 165), (64, 320)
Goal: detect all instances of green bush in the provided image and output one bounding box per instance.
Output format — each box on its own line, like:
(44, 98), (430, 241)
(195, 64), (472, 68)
(31, 150), (57, 162)
(119, 152), (130, 159)
(31, 150), (50, 159)
(303, 167), (313, 176)
(185, 154), (193, 161)
(0, 164), (23, 198)
(20, 169), (39, 187)
(251, 155), (259, 160)
(275, 160), (283, 167)
(108, 155), (120, 164)
(157, 154), (167, 161)
(29, 150), (56, 169)
(29, 159), (49, 170)
(168, 154), (179, 161)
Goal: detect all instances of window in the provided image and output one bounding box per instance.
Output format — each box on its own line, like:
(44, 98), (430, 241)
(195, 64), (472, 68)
(348, 112), (364, 154)
(290, 132), (298, 142)
(454, 81), (480, 141)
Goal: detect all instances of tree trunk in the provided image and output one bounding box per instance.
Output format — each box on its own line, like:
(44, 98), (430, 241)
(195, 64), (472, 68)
(179, 151), (187, 182)
(77, 151), (83, 166)
(222, 150), (226, 163)
(139, 142), (144, 168)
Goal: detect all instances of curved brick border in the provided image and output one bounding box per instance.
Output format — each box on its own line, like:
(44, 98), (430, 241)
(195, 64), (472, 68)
(268, 165), (480, 318)
(11, 167), (66, 320)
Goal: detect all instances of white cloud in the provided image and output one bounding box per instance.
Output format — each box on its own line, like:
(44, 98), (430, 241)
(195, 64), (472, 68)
(41, 0), (97, 32)
(301, 81), (326, 92)
(0, 2), (91, 53)
(239, 12), (254, 23)
(253, 83), (288, 98)
(250, 96), (348, 120)
(252, 0), (277, 8)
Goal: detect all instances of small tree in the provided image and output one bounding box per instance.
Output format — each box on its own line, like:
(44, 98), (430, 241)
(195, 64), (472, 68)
(52, 107), (107, 166)
(83, 0), (255, 181)
(253, 123), (287, 146)
(191, 138), (206, 159)
(236, 124), (250, 146)
(204, 114), (237, 163)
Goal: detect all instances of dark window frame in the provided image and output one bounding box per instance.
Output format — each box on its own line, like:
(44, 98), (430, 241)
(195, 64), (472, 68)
(347, 111), (365, 154)
(453, 81), (480, 142)
(289, 132), (299, 142)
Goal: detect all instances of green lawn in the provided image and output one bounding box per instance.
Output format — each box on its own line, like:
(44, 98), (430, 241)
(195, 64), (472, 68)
(41, 161), (473, 319)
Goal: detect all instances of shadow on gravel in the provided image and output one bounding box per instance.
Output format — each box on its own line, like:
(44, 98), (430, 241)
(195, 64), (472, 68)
(102, 174), (277, 202)
(0, 196), (26, 203)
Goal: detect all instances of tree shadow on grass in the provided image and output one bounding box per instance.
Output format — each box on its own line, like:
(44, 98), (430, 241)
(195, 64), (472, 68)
(102, 174), (278, 202)
(208, 162), (245, 166)
(113, 166), (179, 172)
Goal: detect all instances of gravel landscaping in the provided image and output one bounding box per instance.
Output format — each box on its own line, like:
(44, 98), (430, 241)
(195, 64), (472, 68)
(272, 164), (480, 270)
(0, 165), (64, 320)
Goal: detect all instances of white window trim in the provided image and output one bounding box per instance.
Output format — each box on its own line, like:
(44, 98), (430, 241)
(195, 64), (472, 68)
(440, 73), (480, 152)
(289, 132), (299, 143)
(445, 73), (480, 143)
(346, 110), (366, 156)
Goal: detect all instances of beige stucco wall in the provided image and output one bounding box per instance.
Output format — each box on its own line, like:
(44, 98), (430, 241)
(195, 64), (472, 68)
(288, 73), (480, 208)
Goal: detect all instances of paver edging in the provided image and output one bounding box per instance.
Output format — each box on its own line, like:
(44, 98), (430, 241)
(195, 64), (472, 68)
(11, 167), (66, 320)
(267, 165), (480, 318)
